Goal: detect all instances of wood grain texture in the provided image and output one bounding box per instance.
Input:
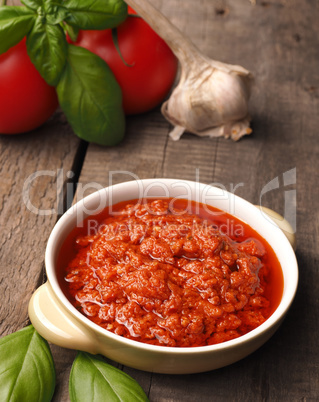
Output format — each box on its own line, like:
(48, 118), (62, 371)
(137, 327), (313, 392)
(0, 111), (80, 336)
(1, 0), (318, 401)
(73, 110), (170, 201)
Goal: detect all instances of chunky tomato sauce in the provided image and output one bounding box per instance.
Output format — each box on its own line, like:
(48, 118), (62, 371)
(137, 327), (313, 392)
(58, 198), (283, 347)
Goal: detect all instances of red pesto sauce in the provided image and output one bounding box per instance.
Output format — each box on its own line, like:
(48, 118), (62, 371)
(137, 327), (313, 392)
(58, 198), (284, 348)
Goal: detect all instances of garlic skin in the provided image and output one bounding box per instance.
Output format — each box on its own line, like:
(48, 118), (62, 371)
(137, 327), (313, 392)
(124, 0), (253, 141)
(162, 57), (253, 141)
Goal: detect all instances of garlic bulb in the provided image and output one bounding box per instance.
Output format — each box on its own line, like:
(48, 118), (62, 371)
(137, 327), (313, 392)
(124, 0), (253, 141)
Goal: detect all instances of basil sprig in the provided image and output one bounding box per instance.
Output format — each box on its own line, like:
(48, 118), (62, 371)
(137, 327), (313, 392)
(0, 0), (128, 145)
(0, 325), (55, 402)
(69, 352), (150, 402)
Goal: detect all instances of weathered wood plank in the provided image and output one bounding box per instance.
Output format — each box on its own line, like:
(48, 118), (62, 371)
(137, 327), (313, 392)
(72, 110), (170, 201)
(26, 0), (319, 401)
(0, 111), (80, 336)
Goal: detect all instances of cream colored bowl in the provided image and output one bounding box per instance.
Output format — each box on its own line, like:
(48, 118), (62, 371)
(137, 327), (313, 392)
(28, 179), (298, 374)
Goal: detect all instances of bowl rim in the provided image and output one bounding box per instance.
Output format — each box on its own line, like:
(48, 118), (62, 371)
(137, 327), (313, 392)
(45, 178), (299, 354)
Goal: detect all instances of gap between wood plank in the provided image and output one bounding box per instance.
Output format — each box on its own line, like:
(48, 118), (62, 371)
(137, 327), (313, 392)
(57, 140), (89, 218)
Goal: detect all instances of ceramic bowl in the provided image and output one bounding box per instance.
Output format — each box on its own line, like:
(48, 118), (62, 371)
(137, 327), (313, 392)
(28, 179), (298, 374)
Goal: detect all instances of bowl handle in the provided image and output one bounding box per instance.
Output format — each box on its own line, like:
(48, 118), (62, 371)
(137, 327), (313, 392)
(28, 282), (99, 354)
(254, 205), (296, 251)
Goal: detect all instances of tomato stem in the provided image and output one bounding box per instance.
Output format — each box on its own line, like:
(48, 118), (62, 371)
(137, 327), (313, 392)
(111, 28), (134, 67)
(64, 23), (79, 42)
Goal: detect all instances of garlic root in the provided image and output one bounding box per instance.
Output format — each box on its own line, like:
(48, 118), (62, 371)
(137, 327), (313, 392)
(124, 0), (253, 141)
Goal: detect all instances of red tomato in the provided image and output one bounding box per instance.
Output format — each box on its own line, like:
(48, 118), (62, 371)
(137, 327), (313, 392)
(0, 38), (58, 134)
(73, 8), (178, 115)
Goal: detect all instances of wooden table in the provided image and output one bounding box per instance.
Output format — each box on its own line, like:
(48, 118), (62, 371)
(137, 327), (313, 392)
(1, 0), (318, 400)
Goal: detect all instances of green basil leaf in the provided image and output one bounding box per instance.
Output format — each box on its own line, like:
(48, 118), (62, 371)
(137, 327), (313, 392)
(20, 0), (42, 11)
(44, 4), (70, 25)
(26, 17), (67, 86)
(0, 325), (55, 402)
(69, 352), (149, 402)
(57, 44), (125, 146)
(0, 6), (35, 54)
(21, 0), (64, 11)
(21, 0), (69, 24)
(63, 0), (128, 30)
